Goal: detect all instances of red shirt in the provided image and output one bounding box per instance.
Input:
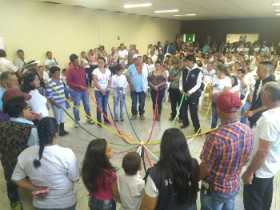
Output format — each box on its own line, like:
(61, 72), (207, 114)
(92, 169), (116, 200)
(66, 63), (87, 91)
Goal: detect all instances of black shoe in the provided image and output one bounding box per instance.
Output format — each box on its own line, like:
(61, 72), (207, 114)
(59, 123), (69, 136)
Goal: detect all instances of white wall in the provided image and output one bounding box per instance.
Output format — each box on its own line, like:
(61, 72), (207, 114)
(0, 0), (181, 67)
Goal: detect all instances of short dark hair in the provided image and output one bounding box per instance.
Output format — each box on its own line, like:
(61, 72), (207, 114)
(69, 54), (78, 62)
(49, 66), (61, 77)
(184, 55), (195, 63)
(3, 96), (27, 118)
(17, 49), (24, 54)
(122, 152), (141, 175)
(98, 57), (106, 63)
(0, 71), (16, 83)
(0, 49), (7, 57)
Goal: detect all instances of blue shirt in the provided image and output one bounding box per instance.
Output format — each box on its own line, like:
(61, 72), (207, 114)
(128, 64), (144, 92)
(0, 87), (6, 111)
(10, 117), (39, 146)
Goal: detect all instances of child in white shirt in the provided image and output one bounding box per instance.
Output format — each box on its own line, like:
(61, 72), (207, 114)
(111, 65), (128, 121)
(114, 152), (145, 210)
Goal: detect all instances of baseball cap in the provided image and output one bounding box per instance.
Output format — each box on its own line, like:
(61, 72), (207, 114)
(3, 88), (31, 103)
(216, 91), (241, 113)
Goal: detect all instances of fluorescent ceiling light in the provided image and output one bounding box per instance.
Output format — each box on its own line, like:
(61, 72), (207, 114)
(272, 2), (280, 6)
(154, 9), (179, 14)
(275, 9), (280, 12)
(276, 13), (280, 16)
(174, 13), (197, 17)
(123, 3), (152, 9)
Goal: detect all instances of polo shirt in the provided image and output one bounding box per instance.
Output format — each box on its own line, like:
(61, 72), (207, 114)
(128, 64), (148, 93)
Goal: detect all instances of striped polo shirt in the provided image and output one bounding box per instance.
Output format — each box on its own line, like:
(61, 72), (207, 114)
(46, 79), (66, 105)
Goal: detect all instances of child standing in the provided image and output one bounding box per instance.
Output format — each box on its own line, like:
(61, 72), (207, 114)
(46, 66), (69, 136)
(111, 64), (128, 122)
(114, 152), (145, 210)
(82, 139), (116, 210)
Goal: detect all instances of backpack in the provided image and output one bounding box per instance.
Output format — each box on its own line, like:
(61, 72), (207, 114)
(0, 121), (32, 180)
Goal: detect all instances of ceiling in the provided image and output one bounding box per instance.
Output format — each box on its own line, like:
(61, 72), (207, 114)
(34, 0), (280, 20)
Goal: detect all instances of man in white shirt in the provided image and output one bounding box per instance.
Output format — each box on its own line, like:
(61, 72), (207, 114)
(243, 81), (280, 210)
(14, 49), (25, 72)
(0, 49), (18, 74)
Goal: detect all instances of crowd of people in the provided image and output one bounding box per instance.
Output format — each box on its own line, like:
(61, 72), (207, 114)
(0, 39), (280, 210)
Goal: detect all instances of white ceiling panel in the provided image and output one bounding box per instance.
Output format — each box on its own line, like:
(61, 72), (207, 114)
(32, 0), (280, 20)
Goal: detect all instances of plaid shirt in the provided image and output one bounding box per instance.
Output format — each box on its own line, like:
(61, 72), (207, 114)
(200, 121), (253, 193)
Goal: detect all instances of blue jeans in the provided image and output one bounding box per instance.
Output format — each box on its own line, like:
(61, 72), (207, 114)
(69, 89), (91, 122)
(200, 191), (237, 210)
(95, 91), (109, 122)
(131, 91), (146, 116)
(240, 102), (251, 125)
(211, 100), (218, 128)
(89, 196), (116, 210)
(51, 102), (65, 124)
(113, 89), (125, 121)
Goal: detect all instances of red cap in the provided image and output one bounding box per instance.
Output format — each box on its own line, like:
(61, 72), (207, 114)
(216, 91), (241, 113)
(3, 88), (31, 103)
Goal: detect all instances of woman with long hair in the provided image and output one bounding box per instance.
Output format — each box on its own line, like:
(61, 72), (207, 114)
(21, 71), (49, 118)
(140, 128), (199, 210)
(12, 117), (79, 210)
(82, 139), (116, 210)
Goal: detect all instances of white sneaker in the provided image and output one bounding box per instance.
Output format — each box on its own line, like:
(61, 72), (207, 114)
(74, 122), (80, 128)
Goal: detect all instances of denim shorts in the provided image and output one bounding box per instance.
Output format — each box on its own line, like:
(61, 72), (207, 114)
(89, 196), (116, 210)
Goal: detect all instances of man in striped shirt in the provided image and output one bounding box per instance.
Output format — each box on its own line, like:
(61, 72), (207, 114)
(46, 66), (69, 136)
(199, 91), (253, 210)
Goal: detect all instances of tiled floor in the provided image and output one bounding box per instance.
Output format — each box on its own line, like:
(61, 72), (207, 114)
(0, 95), (279, 210)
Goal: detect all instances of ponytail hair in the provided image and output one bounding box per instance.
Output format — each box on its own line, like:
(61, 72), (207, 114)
(33, 117), (58, 168)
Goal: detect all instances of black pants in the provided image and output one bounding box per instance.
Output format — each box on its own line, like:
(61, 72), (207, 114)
(243, 177), (274, 210)
(169, 88), (182, 119)
(180, 96), (200, 130)
(1, 159), (20, 205)
(151, 89), (165, 118)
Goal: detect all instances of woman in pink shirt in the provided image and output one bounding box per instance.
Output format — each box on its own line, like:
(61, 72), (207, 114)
(82, 139), (116, 210)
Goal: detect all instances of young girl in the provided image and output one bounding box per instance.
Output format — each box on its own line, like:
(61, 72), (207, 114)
(82, 139), (116, 210)
(111, 64), (128, 122)
(92, 57), (111, 125)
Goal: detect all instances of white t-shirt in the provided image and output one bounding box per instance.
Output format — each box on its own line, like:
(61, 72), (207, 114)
(203, 69), (216, 85)
(118, 49), (128, 59)
(255, 107), (280, 178)
(212, 76), (232, 95)
(12, 145), (79, 209)
(92, 68), (111, 90)
(111, 74), (128, 95)
(0, 57), (18, 74)
(117, 173), (145, 210)
(44, 59), (58, 69)
(28, 89), (49, 117)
